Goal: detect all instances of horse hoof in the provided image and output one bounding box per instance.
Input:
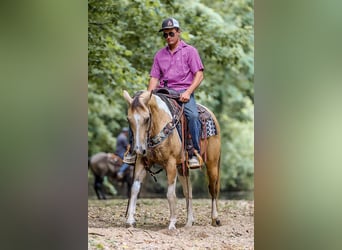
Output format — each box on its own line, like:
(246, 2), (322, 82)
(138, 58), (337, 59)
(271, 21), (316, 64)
(185, 221), (194, 228)
(126, 222), (136, 228)
(211, 219), (221, 227)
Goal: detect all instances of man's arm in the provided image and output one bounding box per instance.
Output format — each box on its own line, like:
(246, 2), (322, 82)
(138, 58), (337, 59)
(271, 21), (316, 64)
(180, 70), (204, 102)
(147, 77), (159, 91)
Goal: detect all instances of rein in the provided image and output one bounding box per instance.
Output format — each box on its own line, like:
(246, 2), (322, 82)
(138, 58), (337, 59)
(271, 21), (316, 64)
(147, 103), (184, 148)
(144, 95), (184, 182)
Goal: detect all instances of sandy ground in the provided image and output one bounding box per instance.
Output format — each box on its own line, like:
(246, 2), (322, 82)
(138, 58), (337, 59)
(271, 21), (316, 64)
(88, 198), (254, 249)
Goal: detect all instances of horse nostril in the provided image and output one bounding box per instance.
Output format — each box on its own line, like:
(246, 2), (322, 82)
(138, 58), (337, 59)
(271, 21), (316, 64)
(142, 149), (146, 155)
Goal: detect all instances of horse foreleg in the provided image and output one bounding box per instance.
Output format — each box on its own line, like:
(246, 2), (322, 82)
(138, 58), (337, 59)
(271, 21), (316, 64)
(94, 175), (106, 200)
(126, 162), (146, 227)
(166, 163), (178, 230)
(178, 174), (194, 227)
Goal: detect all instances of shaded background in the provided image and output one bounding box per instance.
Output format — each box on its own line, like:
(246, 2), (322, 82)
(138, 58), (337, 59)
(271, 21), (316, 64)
(0, 0), (341, 250)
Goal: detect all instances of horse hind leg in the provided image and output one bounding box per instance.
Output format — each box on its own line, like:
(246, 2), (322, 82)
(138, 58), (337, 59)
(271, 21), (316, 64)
(206, 161), (221, 226)
(178, 168), (194, 227)
(166, 162), (178, 230)
(125, 167), (134, 198)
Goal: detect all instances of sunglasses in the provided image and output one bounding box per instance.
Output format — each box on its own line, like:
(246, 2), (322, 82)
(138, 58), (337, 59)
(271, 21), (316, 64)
(163, 31), (175, 38)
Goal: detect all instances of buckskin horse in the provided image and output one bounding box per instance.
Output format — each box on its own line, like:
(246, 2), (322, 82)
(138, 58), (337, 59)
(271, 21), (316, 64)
(88, 152), (133, 199)
(123, 89), (221, 229)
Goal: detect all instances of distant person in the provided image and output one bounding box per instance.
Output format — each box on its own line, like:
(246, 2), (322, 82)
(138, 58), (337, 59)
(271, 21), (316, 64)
(116, 127), (130, 179)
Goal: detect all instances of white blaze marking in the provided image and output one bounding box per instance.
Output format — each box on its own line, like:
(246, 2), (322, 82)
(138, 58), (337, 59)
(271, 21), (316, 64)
(134, 113), (141, 147)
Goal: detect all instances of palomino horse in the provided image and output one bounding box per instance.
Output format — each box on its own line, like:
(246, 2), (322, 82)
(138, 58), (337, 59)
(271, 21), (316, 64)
(88, 152), (133, 199)
(123, 90), (221, 229)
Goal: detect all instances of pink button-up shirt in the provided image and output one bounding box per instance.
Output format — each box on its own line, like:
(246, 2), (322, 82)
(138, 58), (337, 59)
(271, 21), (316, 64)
(150, 40), (204, 91)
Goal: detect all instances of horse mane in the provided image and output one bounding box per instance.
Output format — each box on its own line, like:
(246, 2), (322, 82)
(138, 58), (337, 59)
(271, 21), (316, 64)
(131, 90), (156, 111)
(131, 91), (145, 109)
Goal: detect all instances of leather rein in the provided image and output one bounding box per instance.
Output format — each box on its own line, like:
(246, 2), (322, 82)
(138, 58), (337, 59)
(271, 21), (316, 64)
(147, 94), (184, 148)
(143, 92), (187, 181)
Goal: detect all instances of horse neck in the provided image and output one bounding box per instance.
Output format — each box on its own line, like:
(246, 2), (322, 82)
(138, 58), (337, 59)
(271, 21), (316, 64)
(148, 95), (173, 136)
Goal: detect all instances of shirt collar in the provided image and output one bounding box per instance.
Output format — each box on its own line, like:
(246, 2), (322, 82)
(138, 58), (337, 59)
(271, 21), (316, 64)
(166, 40), (188, 52)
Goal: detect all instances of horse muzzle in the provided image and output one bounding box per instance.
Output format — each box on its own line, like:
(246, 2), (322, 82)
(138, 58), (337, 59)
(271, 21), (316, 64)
(134, 145), (147, 156)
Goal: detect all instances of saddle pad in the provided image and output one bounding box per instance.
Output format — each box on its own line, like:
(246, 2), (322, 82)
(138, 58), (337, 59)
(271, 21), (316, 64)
(202, 117), (217, 138)
(197, 104), (217, 138)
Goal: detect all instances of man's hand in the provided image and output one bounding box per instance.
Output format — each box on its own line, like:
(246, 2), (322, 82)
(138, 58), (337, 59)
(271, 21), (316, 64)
(180, 91), (191, 102)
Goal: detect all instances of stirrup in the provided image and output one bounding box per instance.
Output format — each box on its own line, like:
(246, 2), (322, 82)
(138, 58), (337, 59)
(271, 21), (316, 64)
(188, 156), (200, 168)
(123, 153), (136, 164)
(188, 150), (203, 169)
(123, 145), (136, 164)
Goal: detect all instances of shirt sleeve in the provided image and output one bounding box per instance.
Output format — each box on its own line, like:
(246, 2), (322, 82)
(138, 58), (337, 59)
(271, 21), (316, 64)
(188, 46), (204, 73)
(150, 53), (161, 79)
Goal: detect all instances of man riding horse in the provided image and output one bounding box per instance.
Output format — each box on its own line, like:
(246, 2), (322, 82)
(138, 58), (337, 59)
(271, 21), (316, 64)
(124, 18), (204, 168)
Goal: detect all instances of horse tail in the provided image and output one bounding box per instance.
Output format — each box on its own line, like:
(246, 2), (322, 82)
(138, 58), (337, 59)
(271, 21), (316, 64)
(205, 106), (221, 198)
(216, 151), (221, 199)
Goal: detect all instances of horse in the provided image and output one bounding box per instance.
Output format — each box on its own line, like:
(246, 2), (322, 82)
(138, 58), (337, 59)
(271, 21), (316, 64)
(123, 90), (221, 229)
(88, 152), (133, 199)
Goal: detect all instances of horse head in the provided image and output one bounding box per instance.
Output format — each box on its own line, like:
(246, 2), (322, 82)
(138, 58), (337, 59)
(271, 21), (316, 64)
(123, 90), (153, 157)
(107, 153), (122, 170)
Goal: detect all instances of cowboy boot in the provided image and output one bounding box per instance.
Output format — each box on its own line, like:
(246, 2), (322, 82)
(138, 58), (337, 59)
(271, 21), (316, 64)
(123, 145), (136, 164)
(188, 150), (203, 168)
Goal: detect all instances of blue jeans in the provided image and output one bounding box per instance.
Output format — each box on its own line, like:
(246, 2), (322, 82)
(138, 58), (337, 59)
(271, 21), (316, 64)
(118, 152), (130, 173)
(178, 90), (201, 152)
(118, 163), (129, 174)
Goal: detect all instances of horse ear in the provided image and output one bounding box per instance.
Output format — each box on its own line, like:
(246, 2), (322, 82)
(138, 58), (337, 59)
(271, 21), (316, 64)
(141, 90), (153, 105)
(123, 90), (133, 104)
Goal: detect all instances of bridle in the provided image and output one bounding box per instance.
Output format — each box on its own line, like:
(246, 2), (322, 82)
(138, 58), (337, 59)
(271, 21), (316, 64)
(147, 103), (184, 148)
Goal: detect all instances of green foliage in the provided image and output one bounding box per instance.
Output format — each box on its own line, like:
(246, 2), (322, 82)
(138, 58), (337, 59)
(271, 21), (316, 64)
(88, 0), (254, 191)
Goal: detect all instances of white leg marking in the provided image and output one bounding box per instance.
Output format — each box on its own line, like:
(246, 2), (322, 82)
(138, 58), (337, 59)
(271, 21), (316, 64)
(167, 176), (178, 230)
(212, 199), (218, 219)
(126, 180), (141, 225)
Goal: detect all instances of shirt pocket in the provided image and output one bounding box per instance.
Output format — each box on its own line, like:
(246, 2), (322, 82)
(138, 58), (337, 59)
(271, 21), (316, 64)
(174, 54), (188, 76)
(181, 52), (190, 74)
(172, 54), (183, 75)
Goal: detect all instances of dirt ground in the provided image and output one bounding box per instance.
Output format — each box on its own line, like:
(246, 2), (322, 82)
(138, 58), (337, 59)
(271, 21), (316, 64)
(88, 198), (254, 249)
